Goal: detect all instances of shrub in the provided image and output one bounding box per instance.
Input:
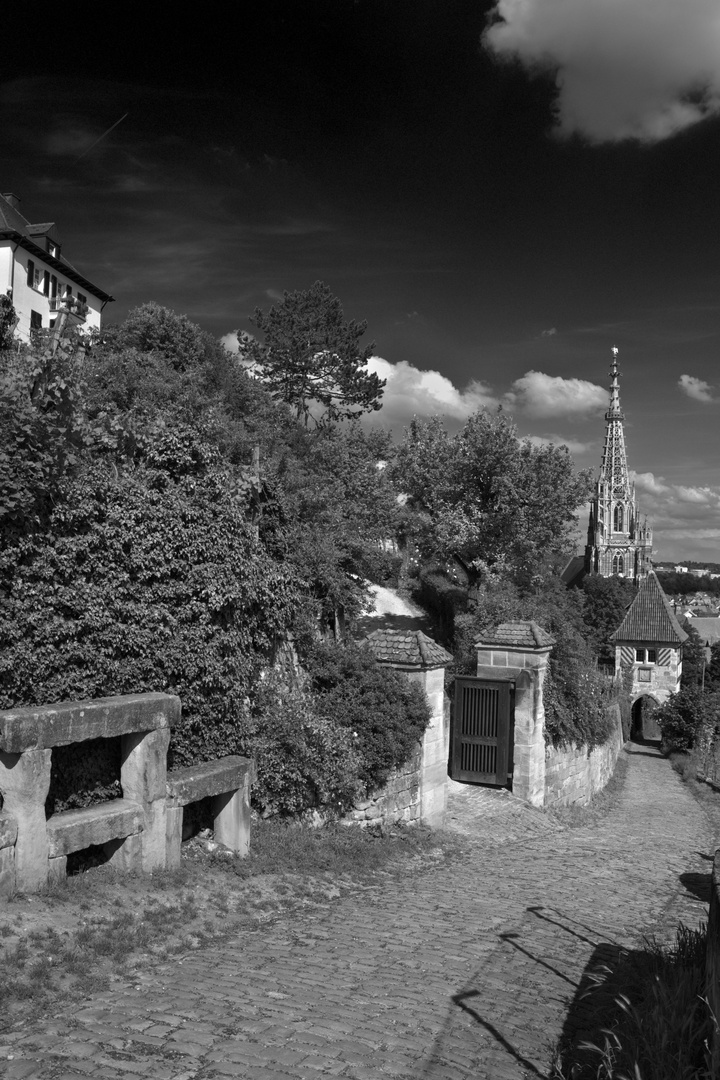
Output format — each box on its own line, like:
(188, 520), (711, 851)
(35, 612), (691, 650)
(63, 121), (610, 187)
(0, 447), (300, 767)
(543, 660), (618, 750)
(304, 638), (432, 793)
(653, 687), (709, 752)
(242, 675), (363, 817)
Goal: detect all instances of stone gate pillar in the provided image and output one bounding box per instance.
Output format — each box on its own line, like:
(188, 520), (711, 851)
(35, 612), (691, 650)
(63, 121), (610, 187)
(474, 622), (555, 807)
(366, 629), (453, 828)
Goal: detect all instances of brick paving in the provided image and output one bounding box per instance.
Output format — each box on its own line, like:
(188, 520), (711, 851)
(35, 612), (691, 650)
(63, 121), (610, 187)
(0, 743), (714, 1080)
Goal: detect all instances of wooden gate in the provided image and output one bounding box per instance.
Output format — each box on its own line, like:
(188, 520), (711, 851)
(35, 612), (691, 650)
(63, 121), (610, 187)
(452, 677), (513, 786)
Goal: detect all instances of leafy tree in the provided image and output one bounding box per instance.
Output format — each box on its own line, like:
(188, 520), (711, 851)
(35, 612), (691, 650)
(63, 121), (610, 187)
(681, 623), (707, 688)
(580, 574), (637, 664)
(0, 438), (301, 766)
(392, 410), (592, 586)
(653, 687), (710, 751)
(0, 293), (17, 350)
(242, 281), (385, 427)
(706, 639), (720, 688)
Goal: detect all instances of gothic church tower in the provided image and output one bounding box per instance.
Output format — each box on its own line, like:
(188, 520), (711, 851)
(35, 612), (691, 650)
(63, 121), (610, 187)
(585, 349), (653, 582)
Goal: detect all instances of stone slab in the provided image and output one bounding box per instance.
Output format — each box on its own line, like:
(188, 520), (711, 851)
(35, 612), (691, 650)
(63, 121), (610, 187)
(0, 810), (18, 849)
(46, 798), (144, 858)
(0, 693), (180, 753)
(166, 756), (252, 807)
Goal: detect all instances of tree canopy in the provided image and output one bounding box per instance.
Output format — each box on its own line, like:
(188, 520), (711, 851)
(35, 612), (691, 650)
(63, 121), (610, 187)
(242, 281), (385, 427)
(392, 410), (592, 586)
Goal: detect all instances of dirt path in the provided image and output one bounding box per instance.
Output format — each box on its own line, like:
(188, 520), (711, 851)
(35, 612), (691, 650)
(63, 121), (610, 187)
(1, 745), (714, 1079)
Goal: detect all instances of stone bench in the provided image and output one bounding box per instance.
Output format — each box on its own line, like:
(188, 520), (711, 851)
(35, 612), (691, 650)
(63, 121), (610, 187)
(166, 756), (252, 867)
(0, 811), (18, 898)
(45, 798), (145, 880)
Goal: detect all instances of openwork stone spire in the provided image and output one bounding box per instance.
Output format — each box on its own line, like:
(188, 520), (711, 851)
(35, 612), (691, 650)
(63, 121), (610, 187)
(584, 348), (652, 582)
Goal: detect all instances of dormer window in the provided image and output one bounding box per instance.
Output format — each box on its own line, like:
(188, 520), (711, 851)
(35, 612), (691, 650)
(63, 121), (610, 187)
(47, 241), (58, 258)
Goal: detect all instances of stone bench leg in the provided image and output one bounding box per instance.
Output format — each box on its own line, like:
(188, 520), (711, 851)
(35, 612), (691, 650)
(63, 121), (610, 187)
(121, 728), (170, 873)
(0, 749), (52, 892)
(165, 803), (183, 869)
(213, 772), (251, 856)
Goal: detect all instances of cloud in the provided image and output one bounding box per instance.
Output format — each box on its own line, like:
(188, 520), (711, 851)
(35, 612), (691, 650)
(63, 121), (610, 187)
(525, 434), (592, 455)
(483, 0), (720, 142)
(678, 374), (715, 402)
(364, 356), (501, 430)
(505, 370), (606, 418)
(540, 327), (557, 337)
(631, 471), (720, 558)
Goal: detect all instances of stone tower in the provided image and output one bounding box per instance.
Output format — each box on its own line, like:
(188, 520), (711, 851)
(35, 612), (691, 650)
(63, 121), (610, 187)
(584, 349), (653, 582)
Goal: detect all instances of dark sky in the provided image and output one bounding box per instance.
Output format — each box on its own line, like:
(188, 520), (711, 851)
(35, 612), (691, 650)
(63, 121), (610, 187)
(2, 0), (720, 560)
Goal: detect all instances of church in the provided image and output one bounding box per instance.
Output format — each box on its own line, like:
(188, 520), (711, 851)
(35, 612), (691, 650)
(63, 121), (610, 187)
(584, 349), (653, 582)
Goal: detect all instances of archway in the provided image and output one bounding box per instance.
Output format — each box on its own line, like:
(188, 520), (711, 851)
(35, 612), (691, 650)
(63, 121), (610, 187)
(631, 695), (661, 743)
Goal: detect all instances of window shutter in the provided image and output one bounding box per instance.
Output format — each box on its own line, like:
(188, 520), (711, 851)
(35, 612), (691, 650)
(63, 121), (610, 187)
(43, 271), (50, 296)
(27, 259), (34, 287)
(51, 275), (57, 298)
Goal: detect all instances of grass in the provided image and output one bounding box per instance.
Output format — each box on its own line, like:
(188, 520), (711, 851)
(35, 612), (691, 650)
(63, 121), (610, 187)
(0, 819), (462, 1025)
(552, 924), (716, 1080)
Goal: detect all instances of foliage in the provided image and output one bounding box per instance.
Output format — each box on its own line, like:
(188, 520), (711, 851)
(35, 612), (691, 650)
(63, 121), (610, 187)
(0, 443), (300, 767)
(706, 638), (720, 688)
(264, 423), (401, 626)
(241, 674), (363, 817)
(653, 687), (710, 752)
(243, 281), (385, 427)
(392, 411), (592, 587)
(579, 574), (636, 664)
(681, 622), (707, 688)
(0, 293), (17, 350)
(45, 738), (122, 816)
(554, 923), (713, 1080)
(303, 637), (432, 793)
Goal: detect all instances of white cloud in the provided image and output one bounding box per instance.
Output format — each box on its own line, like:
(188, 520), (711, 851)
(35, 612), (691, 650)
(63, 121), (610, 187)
(483, 0), (720, 143)
(678, 374), (715, 402)
(540, 327), (557, 337)
(525, 434), (592, 454)
(631, 472), (720, 557)
(365, 356), (501, 429)
(505, 370), (606, 418)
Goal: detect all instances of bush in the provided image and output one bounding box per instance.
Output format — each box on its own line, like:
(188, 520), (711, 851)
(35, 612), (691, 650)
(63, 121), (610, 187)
(303, 638), (432, 793)
(242, 675), (363, 817)
(653, 687), (709, 752)
(543, 660), (618, 750)
(0, 446), (300, 768)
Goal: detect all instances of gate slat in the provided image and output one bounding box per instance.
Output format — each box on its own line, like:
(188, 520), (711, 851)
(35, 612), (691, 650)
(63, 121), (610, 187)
(453, 677), (512, 786)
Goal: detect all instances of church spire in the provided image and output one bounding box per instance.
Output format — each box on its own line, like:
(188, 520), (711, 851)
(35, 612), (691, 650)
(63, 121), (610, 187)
(598, 347), (631, 502)
(584, 348), (652, 582)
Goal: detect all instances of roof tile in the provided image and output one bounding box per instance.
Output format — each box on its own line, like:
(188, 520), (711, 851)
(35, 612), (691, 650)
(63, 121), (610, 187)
(365, 629), (453, 669)
(475, 621), (555, 649)
(611, 572), (687, 645)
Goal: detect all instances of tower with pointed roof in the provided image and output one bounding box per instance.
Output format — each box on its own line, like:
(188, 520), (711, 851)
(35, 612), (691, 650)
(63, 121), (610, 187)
(610, 572), (687, 735)
(584, 348), (653, 582)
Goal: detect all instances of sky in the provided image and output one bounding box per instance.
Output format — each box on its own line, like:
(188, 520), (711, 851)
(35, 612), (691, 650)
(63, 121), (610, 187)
(2, 0), (720, 562)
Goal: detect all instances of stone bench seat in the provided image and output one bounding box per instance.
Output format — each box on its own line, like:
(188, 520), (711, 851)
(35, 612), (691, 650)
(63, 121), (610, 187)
(46, 798), (144, 858)
(0, 693), (180, 754)
(166, 756), (252, 806)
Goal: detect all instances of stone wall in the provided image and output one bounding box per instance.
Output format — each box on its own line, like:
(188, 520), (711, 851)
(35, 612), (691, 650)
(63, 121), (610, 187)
(0, 693), (252, 895)
(544, 704), (624, 807)
(346, 664), (451, 830)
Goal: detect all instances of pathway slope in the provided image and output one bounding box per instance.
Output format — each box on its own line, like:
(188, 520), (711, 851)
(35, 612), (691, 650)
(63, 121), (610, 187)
(1, 745), (714, 1080)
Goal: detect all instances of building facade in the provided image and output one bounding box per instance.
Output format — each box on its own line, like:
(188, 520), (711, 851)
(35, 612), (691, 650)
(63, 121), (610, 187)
(584, 349), (653, 582)
(611, 571), (687, 739)
(0, 192), (113, 342)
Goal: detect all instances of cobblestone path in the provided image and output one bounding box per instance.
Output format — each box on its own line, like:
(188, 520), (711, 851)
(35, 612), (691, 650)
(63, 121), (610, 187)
(1, 745), (714, 1080)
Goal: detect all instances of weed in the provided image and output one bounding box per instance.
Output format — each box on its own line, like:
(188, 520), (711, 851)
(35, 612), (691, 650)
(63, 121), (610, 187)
(0, 923), (12, 938)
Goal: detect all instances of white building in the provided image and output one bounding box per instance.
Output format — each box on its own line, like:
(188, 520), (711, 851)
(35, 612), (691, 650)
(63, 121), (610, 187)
(0, 192), (113, 342)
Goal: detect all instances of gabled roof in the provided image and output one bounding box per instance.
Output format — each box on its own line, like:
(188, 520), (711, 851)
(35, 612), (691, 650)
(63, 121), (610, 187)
(475, 621), (555, 650)
(365, 628), (453, 669)
(0, 192), (113, 303)
(611, 572), (687, 645)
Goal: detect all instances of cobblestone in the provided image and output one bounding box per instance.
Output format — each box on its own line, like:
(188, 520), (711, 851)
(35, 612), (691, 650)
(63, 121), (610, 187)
(1, 745), (715, 1078)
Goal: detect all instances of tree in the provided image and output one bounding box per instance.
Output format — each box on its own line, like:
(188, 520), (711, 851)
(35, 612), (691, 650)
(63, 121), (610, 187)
(580, 575), (637, 664)
(681, 623), (707, 688)
(0, 293), (17, 350)
(243, 281), (385, 427)
(392, 410), (592, 586)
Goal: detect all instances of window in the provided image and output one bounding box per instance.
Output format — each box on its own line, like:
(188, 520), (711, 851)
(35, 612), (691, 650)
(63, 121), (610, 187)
(635, 648), (657, 664)
(613, 555), (624, 576)
(30, 310), (42, 330)
(613, 504), (625, 531)
(47, 241), (58, 257)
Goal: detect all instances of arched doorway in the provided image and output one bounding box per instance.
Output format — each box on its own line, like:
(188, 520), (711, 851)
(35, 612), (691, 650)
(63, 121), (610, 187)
(631, 695), (661, 742)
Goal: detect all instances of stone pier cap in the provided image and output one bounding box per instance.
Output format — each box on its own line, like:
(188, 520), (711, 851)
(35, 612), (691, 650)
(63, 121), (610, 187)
(474, 621), (555, 666)
(366, 629), (453, 671)
(0, 693), (181, 753)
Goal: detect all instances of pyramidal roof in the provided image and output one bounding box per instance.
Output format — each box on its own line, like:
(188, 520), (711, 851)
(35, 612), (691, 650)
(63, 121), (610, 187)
(611, 572), (687, 645)
(365, 629), (453, 669)
(475, 621), (555, 649)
